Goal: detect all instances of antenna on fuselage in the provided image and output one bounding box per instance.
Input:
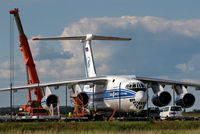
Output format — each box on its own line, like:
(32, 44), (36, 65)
(33, 34), (132, 77)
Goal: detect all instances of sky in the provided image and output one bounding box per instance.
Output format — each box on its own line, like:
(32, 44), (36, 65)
(0, 0), (200, 111)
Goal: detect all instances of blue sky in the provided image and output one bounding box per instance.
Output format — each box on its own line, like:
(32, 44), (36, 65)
(1, 0), (200, 111)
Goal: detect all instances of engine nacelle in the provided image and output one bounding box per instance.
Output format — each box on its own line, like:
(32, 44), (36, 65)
(76, 92), (89, 106)
(176, 93), (195, 108)
(174, 85), (195, 108)
(151, 83), (171, 107)
(41, 94), (59, 110)
(152, 91), (171, 107)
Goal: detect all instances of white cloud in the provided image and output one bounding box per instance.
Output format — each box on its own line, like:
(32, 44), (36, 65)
(176, 63), (193, 72)
(172, 19), (200, 38)
(60, 16), (200, 77)
(0, 69), (10, 79)
(3, 16), (200, 83)
(176, 54), (200, 73)
(67, 16), (200, 38)
(28, 39), (85, 80)
(0, 61), (21, 79)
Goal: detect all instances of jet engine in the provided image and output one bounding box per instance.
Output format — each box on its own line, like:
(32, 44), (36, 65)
(151, 83), (171, 107)
(41, 87), (59, 110)
(69, 84), (90, 106)
(41, 94), (59, 110)
(174, 85), (195, 108)
(75, 92), (89, 106)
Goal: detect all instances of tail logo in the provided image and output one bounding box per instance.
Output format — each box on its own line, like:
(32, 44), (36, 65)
(85, 47), (89, 52)
(87, 57), (91, 68)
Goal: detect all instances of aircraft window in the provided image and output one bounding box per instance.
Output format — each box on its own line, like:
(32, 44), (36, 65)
(141, 84), (145, 88)
(163, 107), (169, 112)
(125, 83), (146, 92)
(171, 106), (182, 111)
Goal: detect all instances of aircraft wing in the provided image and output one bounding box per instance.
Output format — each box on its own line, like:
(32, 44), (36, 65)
(136, 76), (200, 89)
(0, 76), (108, 92)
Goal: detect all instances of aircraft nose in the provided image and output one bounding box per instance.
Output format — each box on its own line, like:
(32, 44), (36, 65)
(135, 91), (147, 101)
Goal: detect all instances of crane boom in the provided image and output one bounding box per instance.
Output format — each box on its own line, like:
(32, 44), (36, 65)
(9, 8), (43, 102)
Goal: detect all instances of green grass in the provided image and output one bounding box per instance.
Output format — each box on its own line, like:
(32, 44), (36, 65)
(0, 121), (200, 134)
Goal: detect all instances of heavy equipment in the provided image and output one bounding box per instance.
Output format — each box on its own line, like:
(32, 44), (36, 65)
(10, 8), (48, 116)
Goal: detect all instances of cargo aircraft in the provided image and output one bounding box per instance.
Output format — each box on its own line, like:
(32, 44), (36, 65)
(1, 34), (199, 117)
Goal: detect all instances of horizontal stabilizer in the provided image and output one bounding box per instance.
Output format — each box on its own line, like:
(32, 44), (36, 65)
(33, 34), (132, 41)
(33, 36), (86, 41)
(89, 35), (131, 41)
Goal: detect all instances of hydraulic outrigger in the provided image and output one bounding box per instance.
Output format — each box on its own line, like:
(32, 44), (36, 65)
(9, 8), (48, 116)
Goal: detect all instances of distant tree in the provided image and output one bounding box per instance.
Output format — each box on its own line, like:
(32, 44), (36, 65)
(192, 109), (200, 113)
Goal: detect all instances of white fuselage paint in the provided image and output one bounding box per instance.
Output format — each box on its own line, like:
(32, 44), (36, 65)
(70, 75), (148, 113)
(73, 34), (147, 113)
(83, 38), (97, 77)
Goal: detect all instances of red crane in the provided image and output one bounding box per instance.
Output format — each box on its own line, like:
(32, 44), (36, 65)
(10, 8), (48, 115)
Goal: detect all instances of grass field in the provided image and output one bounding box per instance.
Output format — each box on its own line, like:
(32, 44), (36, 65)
(0, 121), (200, 134)
(183, 112), (200, 117)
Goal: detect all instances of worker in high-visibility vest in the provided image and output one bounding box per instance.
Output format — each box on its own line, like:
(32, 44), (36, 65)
(68, 112), (72, 117)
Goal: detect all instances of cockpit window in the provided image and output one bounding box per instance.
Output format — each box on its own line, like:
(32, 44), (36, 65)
(126, 82), (146, 92)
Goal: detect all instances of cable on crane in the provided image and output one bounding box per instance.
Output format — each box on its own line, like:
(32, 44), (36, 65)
(10, 13), (15, 116)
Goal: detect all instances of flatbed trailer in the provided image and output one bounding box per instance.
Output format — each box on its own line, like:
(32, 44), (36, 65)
(0, 115), (60, 122)
(65, 117), (89, 122)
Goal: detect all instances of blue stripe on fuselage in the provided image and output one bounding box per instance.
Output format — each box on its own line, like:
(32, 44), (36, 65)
(41, 100), (46, 104)
(104, 89), (135, 100)
(85, 89), (135, 100)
